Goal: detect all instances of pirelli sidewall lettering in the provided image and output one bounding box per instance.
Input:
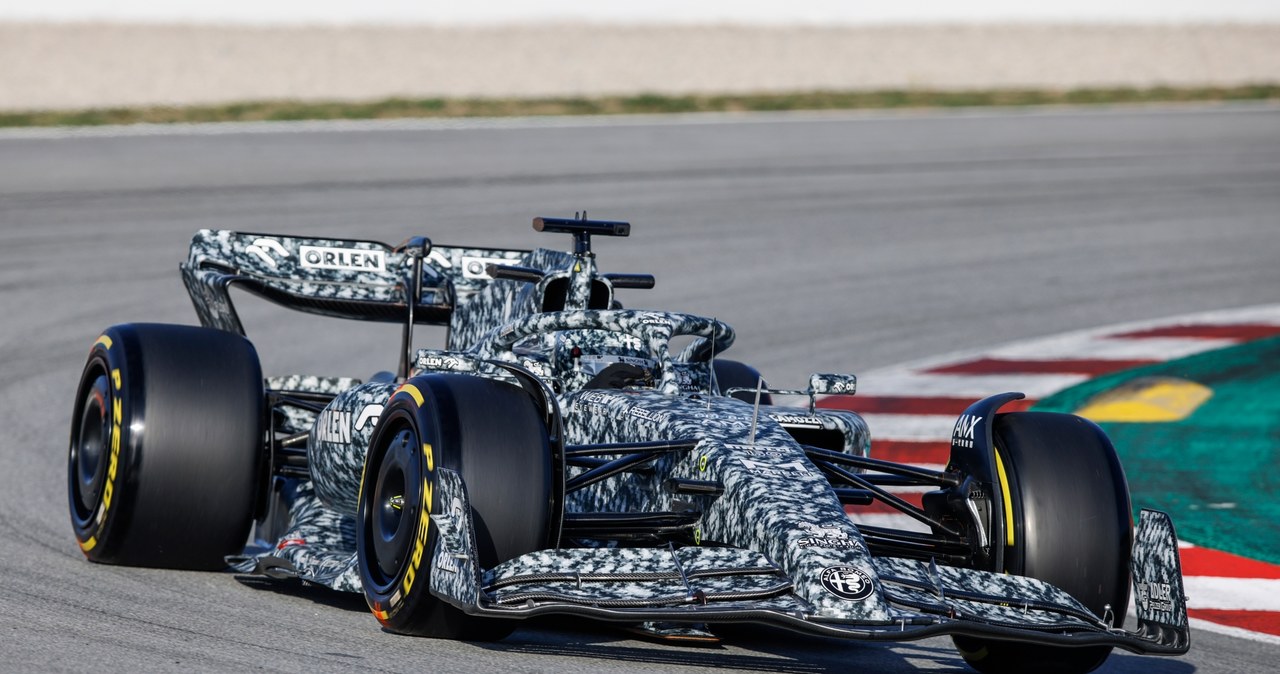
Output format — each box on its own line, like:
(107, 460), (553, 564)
(72, 328), (144, 559)
(365, 384), (440, 625)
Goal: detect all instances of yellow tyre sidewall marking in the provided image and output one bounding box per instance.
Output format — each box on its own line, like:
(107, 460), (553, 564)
(395, 383), (424, 407)
(401, 441), (434, 598)
(994, 449), (1015, 549)
(81, 337), (125, 553)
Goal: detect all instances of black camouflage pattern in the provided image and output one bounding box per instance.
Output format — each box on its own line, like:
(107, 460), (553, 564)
(874, 556), (1100, 628)
(448, 248), (585, 351)
(429, 468), (486, 609)
(307, 381), (397, 514)
(1132, 510), (1189, 631)
(230, 481), (361, 592)
(554, 387), (893, 622)
(179, 230), (528, 333)
(267, 375), (361, 435)
(205, 227), (1186, 657)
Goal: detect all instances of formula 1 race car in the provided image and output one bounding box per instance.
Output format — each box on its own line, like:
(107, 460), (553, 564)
(68, 217), (1189, 673)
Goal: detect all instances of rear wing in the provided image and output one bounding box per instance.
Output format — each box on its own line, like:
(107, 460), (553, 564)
(179, 229), (527, 335)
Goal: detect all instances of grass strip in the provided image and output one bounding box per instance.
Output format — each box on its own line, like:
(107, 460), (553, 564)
(3, 84), (1278, 128)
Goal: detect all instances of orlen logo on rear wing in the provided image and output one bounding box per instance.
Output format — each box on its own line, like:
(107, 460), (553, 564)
(241, 236), (388, 274)
(299, 245), (386, 272)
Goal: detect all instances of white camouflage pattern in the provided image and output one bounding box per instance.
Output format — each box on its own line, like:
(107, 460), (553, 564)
(213, 225), (1186, 656)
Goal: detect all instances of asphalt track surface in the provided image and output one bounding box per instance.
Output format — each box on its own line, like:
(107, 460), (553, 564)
(2, 104), (1278, 672)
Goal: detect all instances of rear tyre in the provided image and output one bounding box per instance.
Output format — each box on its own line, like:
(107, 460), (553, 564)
(953, 412), (1132, 674)
(713, 359), (772, 405)
(357, 374), (553, 640)
(68, 324), (264, 570)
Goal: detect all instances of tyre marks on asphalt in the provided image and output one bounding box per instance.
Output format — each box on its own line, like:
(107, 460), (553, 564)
(820, 304), (1280, 642)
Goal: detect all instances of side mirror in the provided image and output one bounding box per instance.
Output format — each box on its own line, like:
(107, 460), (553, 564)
(724, 372), (857, 413)
(809, 373), (857, 396)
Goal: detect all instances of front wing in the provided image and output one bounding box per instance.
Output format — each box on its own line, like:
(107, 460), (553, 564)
(231, 468), (1188, 654)
(433, 469), (1188, 653)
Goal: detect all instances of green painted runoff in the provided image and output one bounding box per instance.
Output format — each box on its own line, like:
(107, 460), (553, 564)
(1034, 337), (1280, 565)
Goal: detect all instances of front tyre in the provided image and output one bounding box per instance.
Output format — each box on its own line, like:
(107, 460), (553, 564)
(954, 412), (1132, 674)
(68, 324), (264, 569)
(357, 374), (553, 640)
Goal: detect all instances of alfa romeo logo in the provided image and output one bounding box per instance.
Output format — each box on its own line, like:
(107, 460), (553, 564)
(820, 566), (874, 601)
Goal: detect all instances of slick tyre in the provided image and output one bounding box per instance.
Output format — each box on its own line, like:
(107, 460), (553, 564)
(357, 374), (553, 640)
(68, 324), (264, 570)
(953, 412), (1132, 674)
(713, 359), (772, 405)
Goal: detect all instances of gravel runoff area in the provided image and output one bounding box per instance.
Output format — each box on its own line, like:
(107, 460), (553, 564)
(4, 22), (1279, 111)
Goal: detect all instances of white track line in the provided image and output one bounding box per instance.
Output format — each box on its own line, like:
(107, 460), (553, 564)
(986, 336), (1241, 362)
(860, 414), (958, 441)
(849, 513), (932, 533)
(855, 304), (1280, 380)
(1185, 578), (1280, 612)
(855, 372), (1088, 399)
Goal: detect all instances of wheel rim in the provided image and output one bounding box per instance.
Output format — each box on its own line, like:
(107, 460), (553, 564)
(71, 373), (111, 521)
(368, 426), (421, 584)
